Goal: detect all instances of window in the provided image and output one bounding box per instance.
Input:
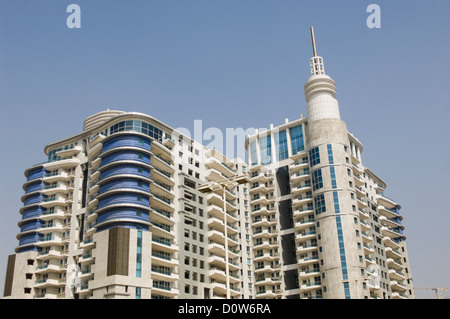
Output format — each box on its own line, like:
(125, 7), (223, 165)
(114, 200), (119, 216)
(250, 141), (258, 166)
(259, 135), (272, 165)
(330, 166), (337, 189)
(312, 169), (323, 191)
(274, 130), (288, 161)
(314, 194), (326, 215)
(290, 125), (305, 155)
(309, 147), (320, 167)
(327, 144), (334, 164)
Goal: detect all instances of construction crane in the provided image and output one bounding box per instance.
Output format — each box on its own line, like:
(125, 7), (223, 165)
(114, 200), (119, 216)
(415, 287), (448, 299)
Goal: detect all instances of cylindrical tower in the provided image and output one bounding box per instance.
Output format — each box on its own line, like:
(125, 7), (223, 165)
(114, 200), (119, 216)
(304, 27), (365, 299)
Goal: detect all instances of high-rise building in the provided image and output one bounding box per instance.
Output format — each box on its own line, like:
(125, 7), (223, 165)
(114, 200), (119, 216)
(244, 27), (415, 299)
(3, 28), (414, 299)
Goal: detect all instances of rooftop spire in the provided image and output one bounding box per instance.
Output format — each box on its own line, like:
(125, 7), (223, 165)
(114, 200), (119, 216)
(308, 26), (325, 76)
(310, 26), (317, 57)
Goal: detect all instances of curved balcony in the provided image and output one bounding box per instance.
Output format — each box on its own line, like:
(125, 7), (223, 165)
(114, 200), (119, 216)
(379, 216), (403, 229)
(376, 194), (400, 210)
(387, 258), (403, 270)
(37, 248), (68, 261)
(389, 269), (406, 282)
(43, 158), (80, 171)
(381, 226), (406, 240)
(205, 157), (236, 179)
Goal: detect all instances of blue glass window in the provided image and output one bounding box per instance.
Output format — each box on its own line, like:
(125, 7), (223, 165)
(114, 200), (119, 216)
(290, 126), (305, 155)
(314, 194), (326, 215)
(309, 147), (320, 167)
(312, 169), (323, 191)
(275, 131), (288, 161)
(109, 120), (163, 142)
(327, 144), (334, 164)
(260, 135), (272, 165)
(250, 141), (258, 166)
(136, 230), (142, 277)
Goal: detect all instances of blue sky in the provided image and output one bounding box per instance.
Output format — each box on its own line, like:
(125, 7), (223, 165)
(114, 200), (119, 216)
(1, 0), (449, 299)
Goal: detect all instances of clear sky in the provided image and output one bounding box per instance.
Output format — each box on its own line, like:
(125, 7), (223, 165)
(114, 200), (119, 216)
(1, 0), (449, 299)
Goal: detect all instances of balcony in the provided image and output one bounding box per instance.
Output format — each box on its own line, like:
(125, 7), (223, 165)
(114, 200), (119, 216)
(390, 280), (407, 292)
(151, 152), (174, 172)
(385, 247), (402, 259)
(253, 252), (278, 263)
(388, 269), (406, 281)
(162, 136), (175, 149)
(376, 194), (399, 210)
(289, 159), (309, 173)
(150, 140), (172, 158)
(40, 196), (71, 209)
(205, 168), (225, 182)
(363, 243), (375, 255)
(293, 207), (314, 219)
(205, 157), (236, 179)
(255, 289), (281, 299)
(151, 266), (179, 282)
(43, 170), (75, 183)
(37, 223), (68, 234)
(151, 251), (178, 268)
(36, 249), (68, 261)
(39, 209), (68, 221)
(383, 236), (400, 249)
(292, 196), (313, 207)
(357, 197), (368, 209)
(55, 145), (82, 158)
(392, 292), (408, 299)
(294, 218), (315, 231)
(387, 258), (403, 270)
(359, 220), (371, 232)
(381, 226), (406, 240)
(300, 281), (322, 292)
(250, 195), (270, 207)
(296, 244), (318, 255)
(380, 216), (403, 229)
(34, 278), (66, 289)
(295, 231), (317, 242)
(291, 183), (312, 196)
(290, 172), (310, 185)
(299, 268), (320, 278)
(36, 236), (69, 247)
(378, 205), (400, 219)
(249, 172), (273, 183)
(209, 267), (227, 282)
(42, 184), (72, 196)
(43, 158), (80, 171)
(358, 208), (370, 220)
(35, 263), (66, 274)
(151, 167), (174, 186)
(297, 256), (319, 267)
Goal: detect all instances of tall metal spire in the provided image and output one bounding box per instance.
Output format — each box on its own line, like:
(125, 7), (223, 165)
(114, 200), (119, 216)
(308, 26), (325, 76)
(310, 26), (317, 57)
